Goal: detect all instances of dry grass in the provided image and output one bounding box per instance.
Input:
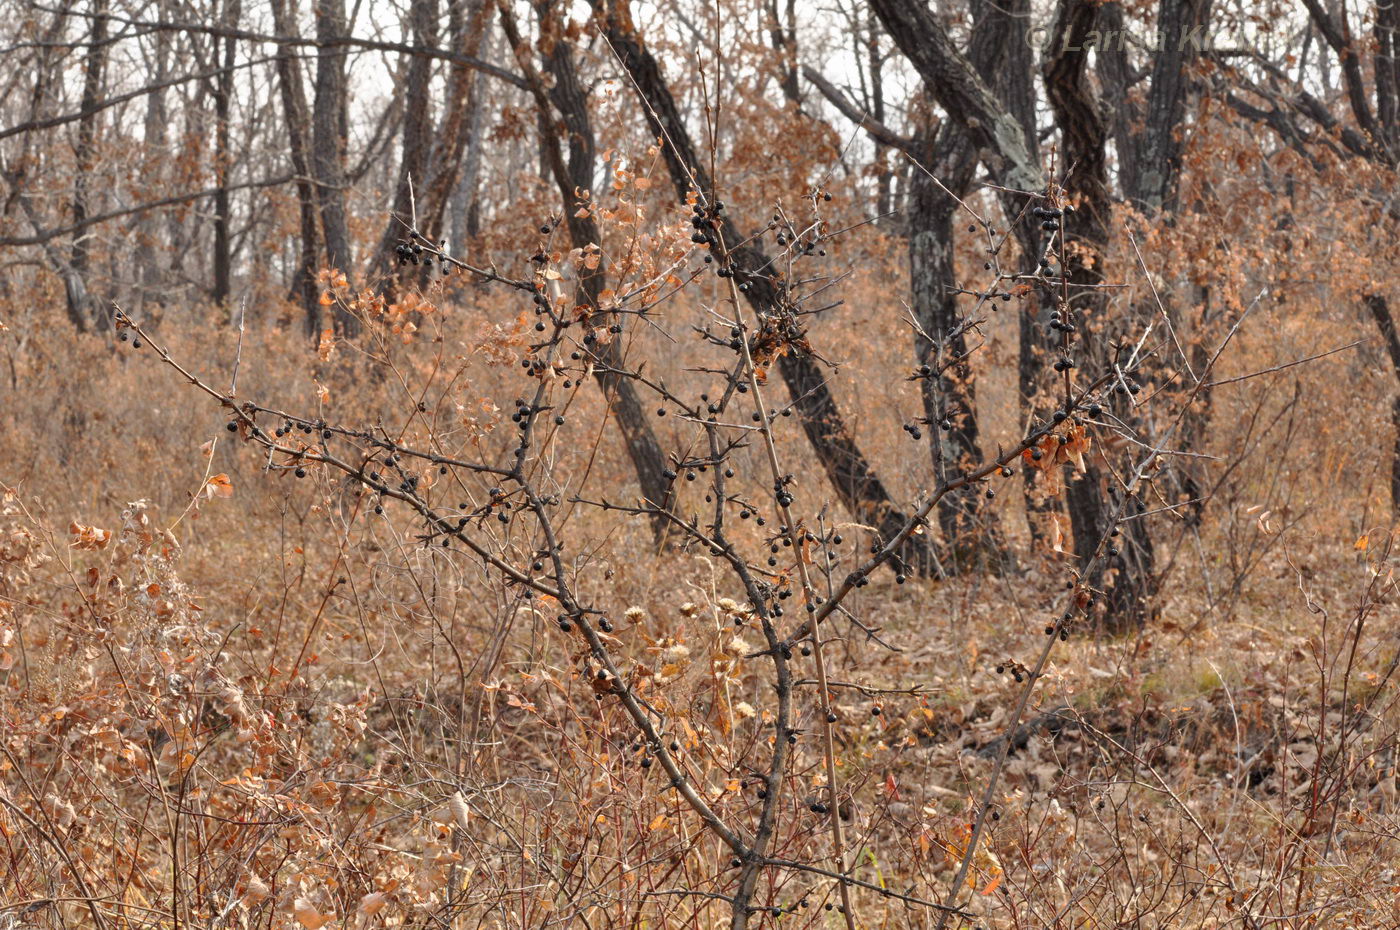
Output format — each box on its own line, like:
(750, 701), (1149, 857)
(3, 249), (1399, 930)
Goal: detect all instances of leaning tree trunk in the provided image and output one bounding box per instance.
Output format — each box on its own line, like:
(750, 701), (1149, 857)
(593, 0), (938, 574)
(867, 0), (1062, 550)
(968, 0), (1054, 551)
(498, 0), (674, 539)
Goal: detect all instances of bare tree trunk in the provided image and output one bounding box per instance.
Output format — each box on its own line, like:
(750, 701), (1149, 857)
(372, 0), (440, 295)
(135, 3), (171, 314)
(421, 0), (492, 245)
(969, 0), (1054, 549)
(449, 100), (487, 251)
(765, 0), (800, 105)
(866, 10), (892, 222)
(1377, 0), (1399, 154)
(1044, 0), (1157, 632)
(909, 0), (1030, 568)
(1098, 2), (1141, 203)
(868, 0), (1058, 549)
(593, 0), (938, 574)
(212, 0), (240, 306)
(270, 0), (323, 334)
(69, 0), (110, 332)
(1129, 0), (1214, 213)
(908, 124), (990, 565)
(313, 0), (358, 334)
(499, 0), (675, 539)
(1299, 0), (1385, 157)
(1367, 295), (1400, 519)
(867, 0), (1043, 195)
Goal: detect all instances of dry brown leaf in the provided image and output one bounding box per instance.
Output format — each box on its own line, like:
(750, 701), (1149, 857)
(69, 522), (112, 550)
(293, 899), (331, 929)
(204, 474), (234, 499)
(449, 791), (471, 832)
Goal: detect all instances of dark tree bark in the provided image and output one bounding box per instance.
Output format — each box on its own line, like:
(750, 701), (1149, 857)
(1376, 0), (1400, 155)
(868, 0), (1061, 548)
(212, 0), (240, 305)
(801, 70), (987, 562)
(906, 0), (1032, 567)
(908, 125), (988, 564)
(269, 0), (323, 334)
(1299, 0), (1388, 160)
(1118, 0), (1214, 531)
(1367, 295), (1400, 518)
(1097, 2), (1140, 202)
(498, 0), (674, 538)
(421, 0), (493, 245)
(448, 101), (488, 250)
(863, 10), (893, 222)
(135, 9), (172, 313)
(372, 0), (440, 295)
(867, 0), (1043, 197)
(969, 0), (1056, 549)
(765, 0), (800, 105)
(1223, 4), (1400, 516)
(1127, 0), (1214, 212)
(1044, 0), (1157, 631)
(312, 0), (358, 334)
(69, 0), (110, 332)
(593, 0), (938, 574)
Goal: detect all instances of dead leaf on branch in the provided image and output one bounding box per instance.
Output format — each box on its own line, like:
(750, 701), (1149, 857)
(69, 522), (112, 550)
(1021, 424), (1093, 497)
(203, 474), (234, 499)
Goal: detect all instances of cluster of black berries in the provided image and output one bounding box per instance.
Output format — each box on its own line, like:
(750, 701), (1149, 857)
(689, 199), (723, 263)
(272, 418), (329, 441)
(773, 220), (827, 257)
(473, 487), (511, 525)
(1032, 204), (1064, 231)
(1048, 309), (1077, 335)
(662, 457), (716, 485)
(994, 660), (1028, 683)
(518, 353), (549, 378)
(395, 237), (452, 276)
(695, 324), (745, 352)
(358, 451), (415, 510)
(1044, 605), (1079, 638)
(509, 397), (548, 431)
(772, 475), (795, 509)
